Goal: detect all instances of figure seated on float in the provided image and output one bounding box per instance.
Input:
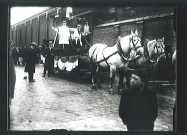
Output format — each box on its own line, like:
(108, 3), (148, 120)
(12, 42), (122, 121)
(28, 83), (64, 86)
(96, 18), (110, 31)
(73, 24), (84, 55)
(82, 19), (92, 53)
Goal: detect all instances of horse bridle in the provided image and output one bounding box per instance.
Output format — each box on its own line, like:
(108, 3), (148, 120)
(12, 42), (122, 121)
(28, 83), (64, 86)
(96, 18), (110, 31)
(154, 39), (165, 57)
(130, 35), (142, 51)
(117, 35), (142, 61)
(144, 39), (165, 63)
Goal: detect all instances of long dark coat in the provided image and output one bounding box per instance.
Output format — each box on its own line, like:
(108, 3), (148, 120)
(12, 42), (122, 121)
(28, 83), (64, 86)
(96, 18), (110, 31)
(119, 87), (158, 131)
(9, 51), (16, 99)
(24, 48), (37, 73)
(43, 48), (55, 70)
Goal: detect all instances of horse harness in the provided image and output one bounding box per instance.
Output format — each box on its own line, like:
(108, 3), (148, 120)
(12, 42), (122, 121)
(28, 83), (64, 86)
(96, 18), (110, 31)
(144, 39), (165, 63)
(130, 35), (142, 51)
(90, 35), (141, 66)
(90, 46), (118, 66)
(154, 39), (165, 56)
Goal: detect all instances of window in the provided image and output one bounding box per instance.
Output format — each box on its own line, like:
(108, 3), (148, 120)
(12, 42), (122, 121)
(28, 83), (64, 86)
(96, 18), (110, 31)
(94, 7), (116, 25)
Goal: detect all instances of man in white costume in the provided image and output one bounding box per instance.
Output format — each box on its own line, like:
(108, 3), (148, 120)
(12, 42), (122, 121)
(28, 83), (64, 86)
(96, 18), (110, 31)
(52, 21), (70, 49)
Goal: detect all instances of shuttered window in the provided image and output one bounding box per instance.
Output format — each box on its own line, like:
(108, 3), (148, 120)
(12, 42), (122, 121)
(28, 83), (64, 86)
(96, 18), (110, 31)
(21, 23), (26, 46)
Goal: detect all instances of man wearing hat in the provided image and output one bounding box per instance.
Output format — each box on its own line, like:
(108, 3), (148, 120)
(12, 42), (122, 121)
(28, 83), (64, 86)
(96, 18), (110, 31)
(24, 42), (37, 82)
(42, 40), (55, 77)
(52, 21), (70, 49)
(119, 74), (158, 131)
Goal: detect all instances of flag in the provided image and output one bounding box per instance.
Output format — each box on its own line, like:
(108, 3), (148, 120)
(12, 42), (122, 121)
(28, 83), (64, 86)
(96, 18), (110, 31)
(66, 7), (73, 19)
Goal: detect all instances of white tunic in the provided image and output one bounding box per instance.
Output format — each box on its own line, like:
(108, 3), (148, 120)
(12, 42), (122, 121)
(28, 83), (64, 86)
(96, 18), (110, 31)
(54, 26), (70, 44)
(74, 29), (82, 46)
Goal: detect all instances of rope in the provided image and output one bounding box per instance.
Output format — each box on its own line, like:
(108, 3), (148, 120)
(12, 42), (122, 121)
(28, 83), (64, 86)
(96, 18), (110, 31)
(102, 47), (110, 66)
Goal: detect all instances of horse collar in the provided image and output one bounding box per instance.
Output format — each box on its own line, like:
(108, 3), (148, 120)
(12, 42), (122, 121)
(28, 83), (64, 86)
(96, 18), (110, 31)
(116, 40), (131, 61)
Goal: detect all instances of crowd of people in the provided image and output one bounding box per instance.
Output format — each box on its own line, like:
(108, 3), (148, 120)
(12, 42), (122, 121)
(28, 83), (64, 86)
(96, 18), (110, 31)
(11, 44), (42, 66)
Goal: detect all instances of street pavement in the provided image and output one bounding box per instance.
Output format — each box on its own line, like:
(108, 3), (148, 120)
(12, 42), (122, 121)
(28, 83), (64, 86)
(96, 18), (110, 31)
(9, 64), (175, 131)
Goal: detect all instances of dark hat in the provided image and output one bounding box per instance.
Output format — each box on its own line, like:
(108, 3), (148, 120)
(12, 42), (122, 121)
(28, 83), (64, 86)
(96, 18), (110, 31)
(30, 42), (37, 47)
(77, 24), (81, 27)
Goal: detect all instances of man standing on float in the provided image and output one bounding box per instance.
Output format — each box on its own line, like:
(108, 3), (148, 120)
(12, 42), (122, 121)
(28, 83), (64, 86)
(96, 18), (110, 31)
(52, 20), (70, 49)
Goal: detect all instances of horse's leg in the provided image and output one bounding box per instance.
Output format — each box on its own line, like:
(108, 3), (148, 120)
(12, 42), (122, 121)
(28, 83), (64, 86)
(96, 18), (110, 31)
(109, 65), (116, 94)
(90, 62), (97, 89)
(125, 71), (131, 88)
(118, 69), (125, 94)
(96, 65), (102, 89)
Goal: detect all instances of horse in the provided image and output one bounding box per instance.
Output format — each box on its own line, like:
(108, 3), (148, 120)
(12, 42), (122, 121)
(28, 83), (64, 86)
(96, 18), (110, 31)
(127, 37), (166, 87)
(89, 30), (142, 94)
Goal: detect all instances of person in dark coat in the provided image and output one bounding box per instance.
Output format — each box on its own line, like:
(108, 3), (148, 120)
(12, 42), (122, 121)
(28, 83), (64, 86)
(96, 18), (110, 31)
(42, 40), (55, 77)
(9, 50), (16, 104)
(24, 42), (37, 82)
(12, 46), (20, 65)
(119, 74), (158, 131)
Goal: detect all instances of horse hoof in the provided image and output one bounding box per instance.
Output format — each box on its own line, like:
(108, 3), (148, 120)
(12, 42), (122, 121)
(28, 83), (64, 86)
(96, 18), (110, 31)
(118, 89), (123, 95)
(109, 89), (114, 95)
(92, 85), (97, 90)
(97, 84), (102, 89)
(111, 91), (114, 95)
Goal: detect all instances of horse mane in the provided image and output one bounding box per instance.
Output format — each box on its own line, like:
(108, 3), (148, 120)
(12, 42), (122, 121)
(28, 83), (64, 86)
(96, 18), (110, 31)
(146, 40), (156, 48)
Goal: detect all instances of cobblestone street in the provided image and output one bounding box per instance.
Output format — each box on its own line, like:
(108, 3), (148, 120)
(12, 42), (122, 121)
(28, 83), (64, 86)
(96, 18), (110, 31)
(10, 64), (175, 131)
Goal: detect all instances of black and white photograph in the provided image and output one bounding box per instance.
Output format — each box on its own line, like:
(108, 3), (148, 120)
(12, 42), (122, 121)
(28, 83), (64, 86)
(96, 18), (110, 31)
(9, 6), (176, 131)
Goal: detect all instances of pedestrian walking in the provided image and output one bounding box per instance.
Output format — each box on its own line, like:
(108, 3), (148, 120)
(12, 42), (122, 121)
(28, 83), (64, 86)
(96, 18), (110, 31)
(9, 50), (16, 130)
(9, 50), (16, 105)
(119, 74), (158, 131)
(24, 42), (37, 82)
(42, 40), (55, 77)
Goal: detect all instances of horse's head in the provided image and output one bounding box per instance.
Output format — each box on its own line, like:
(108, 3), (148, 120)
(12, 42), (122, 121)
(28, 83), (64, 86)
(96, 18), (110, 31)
(118, 30), (142, 60)
(129, 30), (142, 51)
(146, 37), (166, 62)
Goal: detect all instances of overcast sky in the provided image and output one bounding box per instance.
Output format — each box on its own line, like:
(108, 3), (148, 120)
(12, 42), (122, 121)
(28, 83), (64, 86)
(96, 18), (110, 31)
(10, 7), (50, 25)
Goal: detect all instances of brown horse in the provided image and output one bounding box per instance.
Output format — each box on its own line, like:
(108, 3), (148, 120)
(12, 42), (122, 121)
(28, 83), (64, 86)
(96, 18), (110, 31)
(89, 30), (142, 94)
